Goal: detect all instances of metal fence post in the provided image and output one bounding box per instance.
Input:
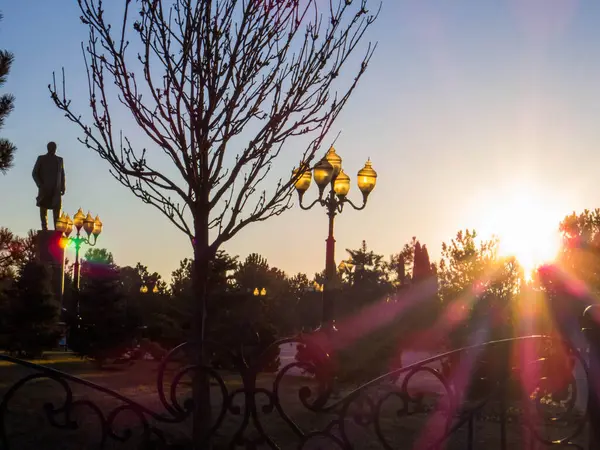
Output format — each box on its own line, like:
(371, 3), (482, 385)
(583, 304), (600, 448)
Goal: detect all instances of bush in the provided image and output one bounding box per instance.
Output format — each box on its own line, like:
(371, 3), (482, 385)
(139, 338), (168, 360)
(4, 261), (59, 358)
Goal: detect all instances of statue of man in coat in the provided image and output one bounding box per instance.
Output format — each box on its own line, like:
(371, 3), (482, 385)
(32, 142), (66, 230)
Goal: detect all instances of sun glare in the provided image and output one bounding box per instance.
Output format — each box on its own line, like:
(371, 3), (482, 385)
(477, 185), (563, 276)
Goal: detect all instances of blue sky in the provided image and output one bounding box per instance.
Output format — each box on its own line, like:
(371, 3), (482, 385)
(2, 1), (600, 281)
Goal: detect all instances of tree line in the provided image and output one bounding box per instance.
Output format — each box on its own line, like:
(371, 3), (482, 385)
(0, 229), (433, 361)
(1, 208), (599, 378)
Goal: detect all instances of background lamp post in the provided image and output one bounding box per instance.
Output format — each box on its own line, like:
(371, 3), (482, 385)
(293, 146), (377, 333)
(56, 208), (102, 291)
(140, 285), (159, 294)
(253, 287), (267, 296)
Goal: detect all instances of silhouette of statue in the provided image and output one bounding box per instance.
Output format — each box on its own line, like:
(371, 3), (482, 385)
(32, 142), (66, 230)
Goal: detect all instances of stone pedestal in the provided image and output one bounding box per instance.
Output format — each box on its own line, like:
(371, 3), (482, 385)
(35, 230), (65, 313)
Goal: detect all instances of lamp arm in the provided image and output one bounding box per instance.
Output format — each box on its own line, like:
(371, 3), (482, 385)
(85, 234), (99, 246)
(298, 193), (324, 211)
(344, 194), (368, 211)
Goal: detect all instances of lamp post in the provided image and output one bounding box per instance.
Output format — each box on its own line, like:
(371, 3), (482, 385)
(292, 146), (377, 333)
(56, 208), (103, 291)
(253, 287), (267, 297)
(140, 285), (159, 294)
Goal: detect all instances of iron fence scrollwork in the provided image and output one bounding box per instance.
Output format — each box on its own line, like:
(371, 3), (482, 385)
(0, 332), (594, 449)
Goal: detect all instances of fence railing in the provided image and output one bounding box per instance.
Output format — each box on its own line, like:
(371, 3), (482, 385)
(0, 331), (595, 449)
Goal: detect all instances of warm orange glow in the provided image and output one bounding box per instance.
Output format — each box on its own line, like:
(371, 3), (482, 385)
(73, 208), (85, 230)
(56, 213), (68, 233)
(65, 214), (73, 236)
(333, 169), (350, 197)
(58, 236), (69, 249)
(478, 185), (562, 277)
(93, 216), (103, 236)
(357, 159), (377, 194)
(292, 165), (312, 193)
(325, 146), (342, 178)
(313, 158), (334, 187)
(83, 212), (94, 235)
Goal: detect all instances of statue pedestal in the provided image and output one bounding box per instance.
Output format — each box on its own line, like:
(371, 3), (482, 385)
(35, 230), (67, 349)
(35, 230), (65, 314)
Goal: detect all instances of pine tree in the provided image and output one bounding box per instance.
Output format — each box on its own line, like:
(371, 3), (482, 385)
(412, 242), (435, 283)
(412, 241), (423, 282)
(397, 254), (406, 286)
(0, 13), (16, 174)
(421, 244), (432, 276)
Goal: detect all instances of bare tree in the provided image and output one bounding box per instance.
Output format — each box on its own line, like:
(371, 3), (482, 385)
(49, 0), (380, 444)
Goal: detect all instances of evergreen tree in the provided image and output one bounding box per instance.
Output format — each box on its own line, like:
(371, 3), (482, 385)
(234, 253), (272, 293)
(170, 251), (238, 299)
(412, 243), (433, 283)
(83, 247), (114, 265)
(397, 254), (406, 286)
(167, 251), (239, 345)
(5, 261), (59, 357)
(412, 241), (423, 282)
(0, 13), (15, 174)
(343, 240), (388, 288)
(0, 227), (23, 278)
(422, 244), (431, 271)
(121, 262), (181, 347)
(68, 262), (138, 366)
(389, 237), (418, 286)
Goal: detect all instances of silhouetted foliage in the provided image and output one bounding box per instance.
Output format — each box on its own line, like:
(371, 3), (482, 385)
(334, 239), (438, 383)
(557, 209), (600, 299)
(0, 228), (36, 278)
(119, 264), (145, 297)
(0, 282), (8, 343)
(0, 227), (19, 278)
(412, 242), (434, 283)
(388, 236), (418, 286)
(338, 240), (392, 317)
(437, 230), (525, 399)
(342, 240), (388, 288)
(0, 13), (16, 174)
(531, 209), (600, 347)
(437, 230), (524, 345)
(69, 261), (139, 366)
(83, 247), (114, 264)
(2, 261), (59, 358)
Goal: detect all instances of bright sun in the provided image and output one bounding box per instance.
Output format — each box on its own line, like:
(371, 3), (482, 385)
(477, 184), (563, 276)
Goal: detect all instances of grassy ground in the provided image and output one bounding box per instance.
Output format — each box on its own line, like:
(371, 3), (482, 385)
(0, 353), (590, 449)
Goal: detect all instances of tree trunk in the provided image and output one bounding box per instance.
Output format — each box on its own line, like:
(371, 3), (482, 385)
(192, 212), (212, 449)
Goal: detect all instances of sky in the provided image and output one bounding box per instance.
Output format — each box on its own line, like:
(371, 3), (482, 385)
(2, 1), (600, 282)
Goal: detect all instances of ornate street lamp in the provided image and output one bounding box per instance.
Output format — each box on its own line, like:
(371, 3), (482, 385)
(292, 146), (377, 333)
(56, 208), (102, 290)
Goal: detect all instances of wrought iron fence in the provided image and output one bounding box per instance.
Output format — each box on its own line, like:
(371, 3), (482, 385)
(0, 334), (593, 449)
